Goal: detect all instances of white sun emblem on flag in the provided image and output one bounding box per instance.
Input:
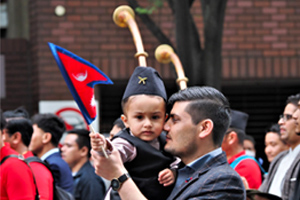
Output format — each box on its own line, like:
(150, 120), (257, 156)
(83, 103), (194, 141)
(91, 95), (96, 107)
(72, 70), (88, 82)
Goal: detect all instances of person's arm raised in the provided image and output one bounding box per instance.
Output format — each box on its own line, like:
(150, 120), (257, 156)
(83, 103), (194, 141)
(90, 139), (147, 200)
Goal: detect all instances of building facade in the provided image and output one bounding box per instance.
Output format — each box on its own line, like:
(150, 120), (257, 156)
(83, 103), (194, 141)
(1, 0), (299, 165)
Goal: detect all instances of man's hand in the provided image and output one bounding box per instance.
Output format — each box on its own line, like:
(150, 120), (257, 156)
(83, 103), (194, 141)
(90, 142), (126, 180)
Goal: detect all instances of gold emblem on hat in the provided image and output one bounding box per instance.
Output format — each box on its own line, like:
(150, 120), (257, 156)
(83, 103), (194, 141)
(138, 76), (147, 84)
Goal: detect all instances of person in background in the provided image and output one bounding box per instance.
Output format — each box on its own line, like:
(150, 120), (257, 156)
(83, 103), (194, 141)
(290, 98), (300, 200)
(2, 118), (54, 200)
(29, 113), (74, 193)
(61, 129), (106, 200)
(0, 113), (36, 200)
(91, 86), (245, 200)
(109, 117), (125, 139)
(264, 123), (289, 163)
(222, 109), (263, 189)
(244, 134), (256, 157)
(259, 93), (300, 200)
(3, 106), (30, 121)
(244, 134), (265, 167)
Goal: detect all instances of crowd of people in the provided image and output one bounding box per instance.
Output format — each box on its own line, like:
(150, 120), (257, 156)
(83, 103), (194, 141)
(1, 67), (299, 200)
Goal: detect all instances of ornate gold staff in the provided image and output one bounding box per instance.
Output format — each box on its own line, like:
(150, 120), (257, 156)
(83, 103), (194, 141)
(113, 5), (148, 67)
(155, 44), (188, 90)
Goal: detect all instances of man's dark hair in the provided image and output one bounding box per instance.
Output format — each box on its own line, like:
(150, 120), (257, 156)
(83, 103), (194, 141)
(1, 113), (6, 131)
(67, 129), (91, 158)
(226, 127), (246, 146)
(31, 113), (66, 147)
(4, 118), (33, 147)
(265, 123), (280, 135)
(113, 117), (125, 129)
(3, 106), (30, 120)
(265, 123), (287, 144)
(286, 93), (300, 106)
(168, 86), (231, 147)
(244, 134), (256, 146)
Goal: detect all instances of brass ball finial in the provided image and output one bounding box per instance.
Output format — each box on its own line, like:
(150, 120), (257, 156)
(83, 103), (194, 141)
(113, 5), (135, 28)
(155, 44), (174, 64)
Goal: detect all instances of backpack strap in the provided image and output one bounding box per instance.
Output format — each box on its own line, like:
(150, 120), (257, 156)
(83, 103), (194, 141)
(1, 154), (40, 200)
(25, 156), (52, 171)
(0, 154), (20, 165)
(26, 156), (75, 200)
(230, 155), (267, 175)
(25, 156), (66, 200)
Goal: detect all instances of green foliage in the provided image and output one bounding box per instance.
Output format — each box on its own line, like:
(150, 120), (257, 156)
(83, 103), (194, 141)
(135, 0), (165, 15)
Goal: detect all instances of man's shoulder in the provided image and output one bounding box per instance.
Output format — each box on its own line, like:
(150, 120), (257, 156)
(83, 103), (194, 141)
(78, 162), (104, 184)
(236, 155), (260, 168)
(274, 150), (288, 160)
(173, 161), (245, 200)
(47, 153), (63, 163)
(268, 150), (289, 170)
(46, 153), (70, 171)
(203, 160), (240, 178)
(2, 155), (29, 171)
(79, 161), (95, 174)
(198, 152), (239, 177)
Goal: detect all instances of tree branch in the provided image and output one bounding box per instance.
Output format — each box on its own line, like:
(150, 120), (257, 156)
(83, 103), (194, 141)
(126, 0), (175, 49)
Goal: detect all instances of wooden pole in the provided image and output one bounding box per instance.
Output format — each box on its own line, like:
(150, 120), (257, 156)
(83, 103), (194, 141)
(155, 44), (188, 90)
(113, 5), (148, 67)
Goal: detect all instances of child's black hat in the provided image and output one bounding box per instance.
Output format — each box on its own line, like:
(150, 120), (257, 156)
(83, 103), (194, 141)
(122, 66), (167, 101)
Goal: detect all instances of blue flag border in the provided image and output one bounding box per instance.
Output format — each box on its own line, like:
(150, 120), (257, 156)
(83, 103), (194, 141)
(48, 42), (113, 125)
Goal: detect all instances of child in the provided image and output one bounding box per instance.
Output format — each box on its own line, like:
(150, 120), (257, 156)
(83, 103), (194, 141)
(90, 66), (177, 200)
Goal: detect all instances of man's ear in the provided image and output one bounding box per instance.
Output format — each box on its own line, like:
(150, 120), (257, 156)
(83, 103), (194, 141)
(42, 132), (52, 144)
(227, 131), (237, 145)
(121, 114), (129, 128)
(80, 146), (89, 157)
(199, 119), (213, 139)
(11, 132), (22, 145)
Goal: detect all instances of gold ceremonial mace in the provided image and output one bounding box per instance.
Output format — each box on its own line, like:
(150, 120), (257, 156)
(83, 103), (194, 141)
(113, 5), (148, 67)
(155, 44), (188, 90)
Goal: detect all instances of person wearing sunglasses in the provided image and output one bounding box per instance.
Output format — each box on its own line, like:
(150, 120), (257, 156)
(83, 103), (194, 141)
(259, 93), (300, 200)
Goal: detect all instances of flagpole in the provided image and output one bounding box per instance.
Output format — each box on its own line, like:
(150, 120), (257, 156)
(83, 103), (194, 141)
(113, 5), (148, 67)
(155, 44), (188, 90)
(89, 125), (108, 158)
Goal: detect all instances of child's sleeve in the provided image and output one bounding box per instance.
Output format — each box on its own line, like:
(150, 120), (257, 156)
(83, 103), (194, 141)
(112, 138), (137, 163)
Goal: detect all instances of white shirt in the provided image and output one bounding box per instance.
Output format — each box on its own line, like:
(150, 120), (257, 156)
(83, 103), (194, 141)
(40, 148), (60, 161)
(268, 144), (300, 197)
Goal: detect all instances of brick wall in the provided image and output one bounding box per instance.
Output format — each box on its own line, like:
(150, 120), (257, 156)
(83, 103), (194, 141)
(2, 0), (299, 130)
(222, 0), (300, 79)
(0, 39), (34, 113)
(27, 0), (300, 104)
(28, 0), (176, 103)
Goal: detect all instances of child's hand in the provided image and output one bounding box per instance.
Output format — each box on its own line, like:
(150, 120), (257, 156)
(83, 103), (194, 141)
(90, 132), (107, 152)
(158, 168), (175, 187)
